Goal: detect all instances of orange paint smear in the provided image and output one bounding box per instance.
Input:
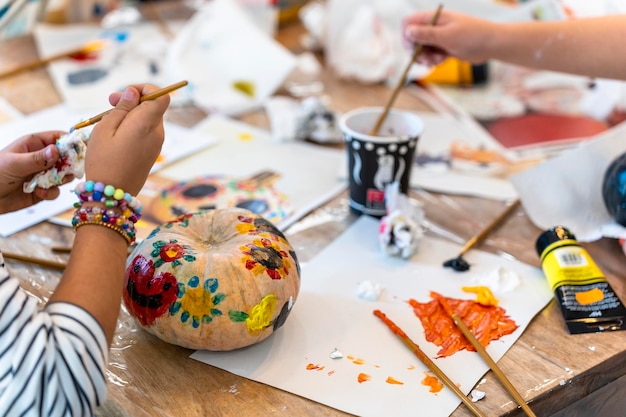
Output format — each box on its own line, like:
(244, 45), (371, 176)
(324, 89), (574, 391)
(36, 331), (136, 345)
(306, 363), (325, 371)
(575, 288), (604, 305)
(385, 376), (404, 385)
(409, 291), (518, 358)
(357, 373), (371, 383)
(421, 372), (444, 393)
(346, 355), (379, 368)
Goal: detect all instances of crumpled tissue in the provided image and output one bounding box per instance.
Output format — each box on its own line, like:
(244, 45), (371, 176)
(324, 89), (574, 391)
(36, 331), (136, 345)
(23, 129), (90, 193)
(509, 122), (626, 242)
(264, 96), (342, 144)
(378, 182), (424, 259)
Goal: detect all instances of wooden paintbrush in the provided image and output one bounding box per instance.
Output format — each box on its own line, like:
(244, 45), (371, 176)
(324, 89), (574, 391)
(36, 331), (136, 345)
(373, 309), (486, 417)
(443, 198), (521, 272)
(369, 4), (443, 136)
(2, 251), (66, 270)
(71, 80), (189, 131)
(0, 40), (107, 81)
(437, 298), (538, 417)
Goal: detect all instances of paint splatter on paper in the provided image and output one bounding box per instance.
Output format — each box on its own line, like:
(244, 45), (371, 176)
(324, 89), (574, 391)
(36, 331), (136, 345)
(357, 373), (371, 384)
(421, 372), (444, 393)
(409, 291), (518, 358)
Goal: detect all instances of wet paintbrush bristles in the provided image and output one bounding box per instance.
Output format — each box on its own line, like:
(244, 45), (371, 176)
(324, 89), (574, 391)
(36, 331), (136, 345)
(443, 199), (521, 271)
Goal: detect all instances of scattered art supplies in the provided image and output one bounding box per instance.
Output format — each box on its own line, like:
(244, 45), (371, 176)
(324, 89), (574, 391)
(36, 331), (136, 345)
(54, 114), (346, 237)
(339, 110), (522, 201)
(191, 215), (553, 417)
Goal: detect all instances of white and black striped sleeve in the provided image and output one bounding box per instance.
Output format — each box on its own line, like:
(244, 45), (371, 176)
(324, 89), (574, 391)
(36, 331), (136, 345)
(0, 258), (108, 417)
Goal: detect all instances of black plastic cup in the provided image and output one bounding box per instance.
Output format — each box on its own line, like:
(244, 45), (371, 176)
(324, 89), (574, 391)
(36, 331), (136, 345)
(340, 107), (423, 217)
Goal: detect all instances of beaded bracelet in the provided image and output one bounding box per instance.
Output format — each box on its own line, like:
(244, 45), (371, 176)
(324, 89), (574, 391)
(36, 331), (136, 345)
(72, 181), (142, 245)
(73, 180), (142, 220)
(74, 220), (133, 245)
(71, 205), (137, 243)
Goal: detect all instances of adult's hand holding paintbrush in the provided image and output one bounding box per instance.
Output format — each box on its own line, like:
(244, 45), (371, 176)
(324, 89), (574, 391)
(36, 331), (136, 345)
(369, 4), (443, 136)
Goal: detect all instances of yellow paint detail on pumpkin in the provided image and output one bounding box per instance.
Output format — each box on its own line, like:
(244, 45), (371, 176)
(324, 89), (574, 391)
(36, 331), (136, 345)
(246, 294), (277, 334)
(236, 223), (256, 234)
(180, 286), (213, 317)
(238, 132), (253, 141)
(575, 288), (604, 305)
(462, 285), (499, 307)
(165, 247), (179, 259)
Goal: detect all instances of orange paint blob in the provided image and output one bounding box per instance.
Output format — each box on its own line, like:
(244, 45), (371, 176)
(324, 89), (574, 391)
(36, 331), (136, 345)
(422, 373), (444, 393)
(357, 373), (371, 384)
(575, 288), (604, 305)
(306, 363), (325, 371)
(385, 376), (404, 385)
(410, 291), (518, 358)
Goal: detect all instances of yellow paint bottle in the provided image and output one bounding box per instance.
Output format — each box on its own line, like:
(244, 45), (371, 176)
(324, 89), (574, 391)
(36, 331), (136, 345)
(421, 58), (488, 86)
(535, 226), (626, 334)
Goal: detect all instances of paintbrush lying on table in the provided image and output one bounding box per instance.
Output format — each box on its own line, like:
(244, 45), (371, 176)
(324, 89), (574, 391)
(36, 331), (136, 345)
(0, 40), (107, 81)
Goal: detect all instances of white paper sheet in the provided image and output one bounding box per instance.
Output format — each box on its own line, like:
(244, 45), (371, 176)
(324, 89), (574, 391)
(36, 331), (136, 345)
(0, 104), (217, 236)
(158, 115), (347, 231)
(33, 21), (175, 112)
(510, 122), (626, 242)
(410, 111), (519, 200)
(165, 0), (295, 115)
(191, 215), (553, 417)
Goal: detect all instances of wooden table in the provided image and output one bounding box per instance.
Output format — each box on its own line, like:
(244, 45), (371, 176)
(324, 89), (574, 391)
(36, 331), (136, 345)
(1, 3), (626, 416)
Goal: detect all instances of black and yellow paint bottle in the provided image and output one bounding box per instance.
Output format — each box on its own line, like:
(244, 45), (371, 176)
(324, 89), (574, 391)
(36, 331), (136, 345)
(536, 226), (626, 334)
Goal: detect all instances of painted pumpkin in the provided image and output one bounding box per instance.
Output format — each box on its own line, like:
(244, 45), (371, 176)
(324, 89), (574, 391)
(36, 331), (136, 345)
(123, 207), (301, 351)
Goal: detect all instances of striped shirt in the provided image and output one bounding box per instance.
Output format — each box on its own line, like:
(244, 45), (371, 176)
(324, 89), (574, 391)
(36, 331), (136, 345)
(0, 254), (108, 416)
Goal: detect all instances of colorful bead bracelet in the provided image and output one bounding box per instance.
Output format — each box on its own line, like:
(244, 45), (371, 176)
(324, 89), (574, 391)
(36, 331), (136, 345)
(71, 181), (142, 245)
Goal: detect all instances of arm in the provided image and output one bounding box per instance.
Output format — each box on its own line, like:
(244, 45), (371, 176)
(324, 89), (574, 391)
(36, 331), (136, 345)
(403, 10), (626, 80)
(49, 85), (169, 344)
(0, 84), (168, 416)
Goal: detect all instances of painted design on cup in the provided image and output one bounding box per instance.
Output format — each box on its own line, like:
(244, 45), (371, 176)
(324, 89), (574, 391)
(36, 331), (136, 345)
(340, 107), (423, 217)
